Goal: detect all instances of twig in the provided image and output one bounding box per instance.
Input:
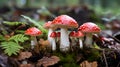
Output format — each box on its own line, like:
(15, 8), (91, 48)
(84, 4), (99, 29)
(102, 49), (108, 67)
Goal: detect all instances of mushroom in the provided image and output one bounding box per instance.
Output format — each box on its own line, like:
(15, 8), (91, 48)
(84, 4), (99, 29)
(44, 21), (57, 51)
(52, 15), (78, 51)
(78, 22), (101, 48)
(50, 32), (57, 51)
(25, 27), (42, 49)
(69, 31), (77, 46)
(76, 31), (84, 48)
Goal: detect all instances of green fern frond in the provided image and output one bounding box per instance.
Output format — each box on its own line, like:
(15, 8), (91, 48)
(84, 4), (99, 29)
(3, 21), (26, 26)
(9, 34), (29, 43)
(1, 41), (23, 56)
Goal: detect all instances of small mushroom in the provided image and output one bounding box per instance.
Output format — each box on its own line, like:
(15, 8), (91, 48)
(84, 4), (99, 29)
(76, 31), (84, 48)
(50, 32), (57, 51)
(69, 31), (77, 46)
(44, 21), (56, 51)
(78, 22), (101, 48)
(52, 15), (78, 51)
(25, 27), (42, 49)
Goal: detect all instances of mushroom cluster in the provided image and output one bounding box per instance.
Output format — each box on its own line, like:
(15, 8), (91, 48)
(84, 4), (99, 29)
(51, 15), (78, 51)
(23, 14), (100, 52)
(44, 15), (101, 51)
(25, 15), (101, 52)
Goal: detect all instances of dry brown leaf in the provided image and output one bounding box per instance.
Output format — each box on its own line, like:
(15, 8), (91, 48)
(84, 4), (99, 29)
(36, 56), (60, 67)
(18, 51), (32, 60)
(33, 38), (51, 52)
(20, 64), (33, 67)
(39, 39), (50, 47)
(91, 61), (97, 67)
(80, 60), (98, 67)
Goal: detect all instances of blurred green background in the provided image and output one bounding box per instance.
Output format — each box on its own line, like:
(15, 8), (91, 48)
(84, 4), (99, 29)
(0, 0), (120, 14)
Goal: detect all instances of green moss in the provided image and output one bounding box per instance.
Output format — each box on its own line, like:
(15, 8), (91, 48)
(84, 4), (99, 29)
(84, 49), (101, 62)
(52, 52), (79, 67)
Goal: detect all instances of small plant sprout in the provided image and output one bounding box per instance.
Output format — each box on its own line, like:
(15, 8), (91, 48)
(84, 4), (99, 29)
(25, 27), (42, 49)
(78, 22), (101, 48)
(51, 15), (78, 51)
(76, 31), (84, 49)
(50, 32), (57, 51)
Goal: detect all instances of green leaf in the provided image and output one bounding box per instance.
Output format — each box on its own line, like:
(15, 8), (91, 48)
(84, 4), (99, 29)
(16, 30), (25, 34)
(93, 43), (101, 49)
(3, 21), (26, 26)
(21, 15), (47, 33)
(9, 34), (29, 43)
(1, 41), (23, 56)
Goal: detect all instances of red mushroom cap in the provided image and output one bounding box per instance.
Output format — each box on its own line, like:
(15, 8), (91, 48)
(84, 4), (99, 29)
(57, 32), (61, 37)
(76, 31), (84, 37)
(78, 22), (101, 33)
(25, 27), (42, 36)
(69, 31), (76, 37)
(44, 21), (52, 29)
(52, 15), (78, 28)
(50, 32), (57, 38)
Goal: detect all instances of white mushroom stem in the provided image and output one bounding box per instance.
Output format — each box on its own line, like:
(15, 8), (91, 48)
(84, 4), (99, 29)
(70, 37), (76, 46)
(60, 28), (70, 51)
(51, 38), (56, 51)
(79, 38), (83, 48)
(31, 36), (37, 49)
(84, 33), (93, 47)
(48, 28), (53, 40)
(48, 28), (56, 51)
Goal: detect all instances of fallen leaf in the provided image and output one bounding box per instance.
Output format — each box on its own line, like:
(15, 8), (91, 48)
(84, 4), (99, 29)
(18, 51), (32, 60)
(20, 64), (33, 67)
(39, 39), (50, 47)
(80, 60), (97, 67)
(36, 56), (60, 67)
